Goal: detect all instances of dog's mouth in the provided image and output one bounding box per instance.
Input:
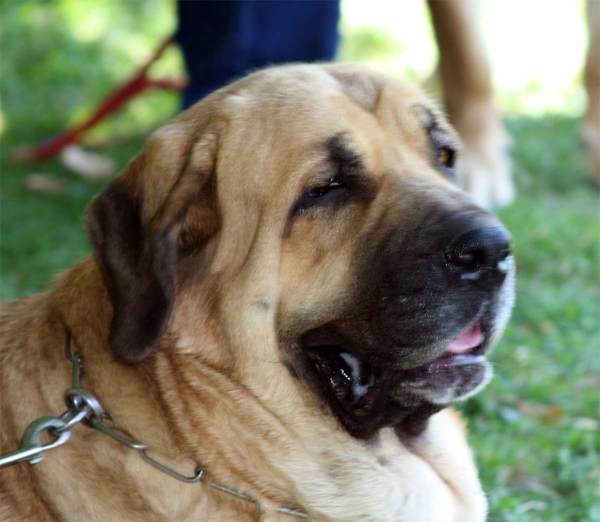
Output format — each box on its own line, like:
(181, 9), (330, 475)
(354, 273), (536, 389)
(307, 349), (386, 419)
(303, 323), (488, 423)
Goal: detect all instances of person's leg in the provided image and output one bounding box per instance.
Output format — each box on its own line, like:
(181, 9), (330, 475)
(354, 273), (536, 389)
(176, 1), (244, 108)
(582, 0), (600, 187)
(177, 0), (340, 109)
(427, 0), (514, 208)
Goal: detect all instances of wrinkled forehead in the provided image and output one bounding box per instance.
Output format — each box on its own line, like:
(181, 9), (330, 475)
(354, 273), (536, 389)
(226, 65), (439, 134)
(217, 65), (449, 199)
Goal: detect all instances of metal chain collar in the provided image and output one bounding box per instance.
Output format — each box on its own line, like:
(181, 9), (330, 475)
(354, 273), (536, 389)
(0, 334), (308, 519)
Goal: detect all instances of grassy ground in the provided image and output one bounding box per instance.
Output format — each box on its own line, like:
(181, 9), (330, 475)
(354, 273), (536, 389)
(463, 116), (600, 522)
(1, 2), (599, 521)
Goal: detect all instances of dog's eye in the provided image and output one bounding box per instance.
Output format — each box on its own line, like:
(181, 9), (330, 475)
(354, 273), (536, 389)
(437, 146), (456, 169)
(292, 177), (352, 216)
(307, 179), (344, 198)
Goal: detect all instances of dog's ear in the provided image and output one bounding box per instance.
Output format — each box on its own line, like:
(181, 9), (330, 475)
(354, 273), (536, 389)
(86, 117), (219, 364)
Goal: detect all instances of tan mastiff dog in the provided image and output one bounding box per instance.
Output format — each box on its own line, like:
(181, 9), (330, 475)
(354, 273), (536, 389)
(0, 64), (515, 522)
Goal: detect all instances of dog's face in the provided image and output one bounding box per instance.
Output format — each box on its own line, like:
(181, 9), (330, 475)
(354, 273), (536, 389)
(88, 65), (514, 440)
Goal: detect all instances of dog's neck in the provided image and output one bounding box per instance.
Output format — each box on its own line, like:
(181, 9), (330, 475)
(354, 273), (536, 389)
(49, 257), (439, 522)
(50, 258), (308, 514)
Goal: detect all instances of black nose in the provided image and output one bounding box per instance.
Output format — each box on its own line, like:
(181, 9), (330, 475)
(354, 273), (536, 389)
(445, 225), (512, 283)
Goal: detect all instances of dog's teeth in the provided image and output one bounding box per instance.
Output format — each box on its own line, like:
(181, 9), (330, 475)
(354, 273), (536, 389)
(339, 352), (374, 401)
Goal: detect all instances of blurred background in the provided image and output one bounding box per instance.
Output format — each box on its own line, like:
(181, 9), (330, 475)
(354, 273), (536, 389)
(0, 1), (598, 521)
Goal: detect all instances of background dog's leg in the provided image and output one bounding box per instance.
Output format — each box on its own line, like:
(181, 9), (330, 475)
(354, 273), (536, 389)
(583, 0), (600, 187)
(427, 0), (515, 208)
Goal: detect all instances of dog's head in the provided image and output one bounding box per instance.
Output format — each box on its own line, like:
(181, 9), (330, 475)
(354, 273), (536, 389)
(87, 64), (514, 439)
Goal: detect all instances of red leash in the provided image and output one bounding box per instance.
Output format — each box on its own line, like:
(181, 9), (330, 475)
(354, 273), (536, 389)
(12, 34), (187, 162)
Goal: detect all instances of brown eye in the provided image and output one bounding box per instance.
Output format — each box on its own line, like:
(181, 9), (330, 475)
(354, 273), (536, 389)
(307, 179), (344, 198)
(437, 146), (456, 169)
(292, 177), (351, 215)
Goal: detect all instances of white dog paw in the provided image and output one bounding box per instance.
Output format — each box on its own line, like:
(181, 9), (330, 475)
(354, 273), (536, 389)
(452, 103), (515, 209)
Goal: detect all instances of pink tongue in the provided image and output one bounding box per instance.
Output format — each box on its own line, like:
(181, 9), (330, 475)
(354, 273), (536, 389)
(445, 324), (484, 354)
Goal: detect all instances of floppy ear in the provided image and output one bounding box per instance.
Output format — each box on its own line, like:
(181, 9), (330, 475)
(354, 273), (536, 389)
(86, 118), (219, 364)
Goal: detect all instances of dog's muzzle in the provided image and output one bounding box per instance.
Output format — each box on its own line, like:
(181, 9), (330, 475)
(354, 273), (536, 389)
(296, 210), (515, 439)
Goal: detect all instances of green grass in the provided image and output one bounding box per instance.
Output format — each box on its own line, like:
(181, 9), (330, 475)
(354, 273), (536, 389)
(0, 144), (135, 299)
(1, 2), (599, 521)
(461, 117), (600, 522)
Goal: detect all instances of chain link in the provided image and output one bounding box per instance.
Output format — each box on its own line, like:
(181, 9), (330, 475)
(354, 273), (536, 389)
(0, 334), (308, 518)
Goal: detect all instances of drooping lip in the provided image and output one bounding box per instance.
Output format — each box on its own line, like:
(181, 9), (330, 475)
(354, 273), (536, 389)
(303, 323), (487, 422)
(307, 349), (386, 419)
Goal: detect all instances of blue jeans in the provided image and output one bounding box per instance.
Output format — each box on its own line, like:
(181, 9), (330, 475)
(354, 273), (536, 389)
(177, 0), (340, 108)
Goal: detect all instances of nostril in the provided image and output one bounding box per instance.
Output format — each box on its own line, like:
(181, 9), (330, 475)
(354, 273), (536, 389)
(445, 225), (512, 276)
(450, 249), (480, 271)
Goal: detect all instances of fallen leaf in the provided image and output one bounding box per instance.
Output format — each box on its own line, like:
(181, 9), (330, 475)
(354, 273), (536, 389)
(24, 174), (64, 195)
(526, 479), (561, 499)
(583, 374), (600, 388)
(540, 321), (556, 335)
(515, 500), (548, 514)
(574, 417), (599, 431)
(60, 145), (116, 179)
(516, 401), (565, 424)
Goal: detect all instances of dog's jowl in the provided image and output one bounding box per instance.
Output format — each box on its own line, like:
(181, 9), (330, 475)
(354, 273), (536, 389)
(1, 64), (514, 522)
